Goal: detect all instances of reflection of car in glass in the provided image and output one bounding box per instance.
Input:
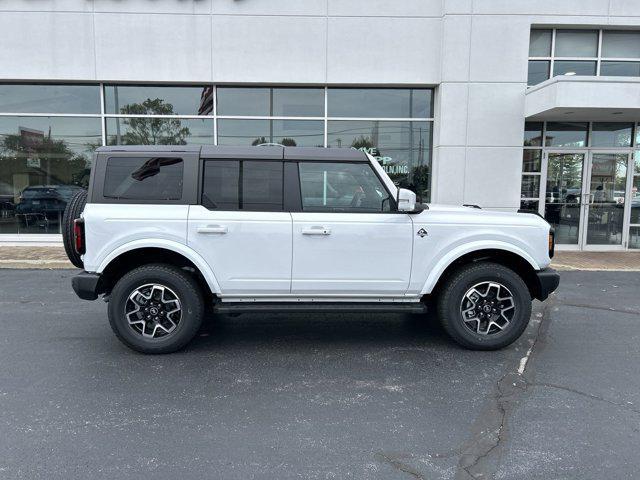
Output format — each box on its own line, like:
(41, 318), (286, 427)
(16, 185), (85, 219)
(546, 188), (581, 203)
(67, 146), (559, 354)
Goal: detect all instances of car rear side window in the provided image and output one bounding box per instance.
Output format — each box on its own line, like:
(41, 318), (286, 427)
(202, 160), (283, 211)
(103, 157), (183, 200)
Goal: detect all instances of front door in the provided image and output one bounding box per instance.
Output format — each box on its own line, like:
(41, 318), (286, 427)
(291, 161), (413, 295)
(543, 151), (633, 250)
(583, 152), (632, 249)
(543, 152), (586, 249)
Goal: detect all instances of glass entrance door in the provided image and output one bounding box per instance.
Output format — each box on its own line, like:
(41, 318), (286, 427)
(584, 152), (631, 248)
(544, 152), (585, 247)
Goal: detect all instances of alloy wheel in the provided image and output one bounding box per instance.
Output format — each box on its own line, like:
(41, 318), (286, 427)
(460, 281), (516, 335)
(124, 283), (182, 339)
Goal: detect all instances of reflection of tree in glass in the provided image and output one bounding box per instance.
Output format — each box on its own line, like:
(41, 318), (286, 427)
(350, 135), (373, 150)
(251, 136), (268, 146)
(1, 132), (89, 188)
(117, 99), (190, 145)
(409, 165), (430, 201)
(280, 138), (297, 147)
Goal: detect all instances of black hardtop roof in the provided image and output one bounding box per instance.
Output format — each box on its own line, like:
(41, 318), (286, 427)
(96, 145), (368, 162)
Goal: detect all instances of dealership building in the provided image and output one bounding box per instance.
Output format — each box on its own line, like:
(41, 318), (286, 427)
(0, 0), (639, 251)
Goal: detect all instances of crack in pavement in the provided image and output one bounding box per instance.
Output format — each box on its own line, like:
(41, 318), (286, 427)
(374, 452), (426, 479)
(556, 301), (640, 316)
(455, 302), (553, 480)
(530, 382), (640, 415)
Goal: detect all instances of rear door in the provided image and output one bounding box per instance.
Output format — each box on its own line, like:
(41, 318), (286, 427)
(291, 161), (413, 295)
(187, 158), (292, 295)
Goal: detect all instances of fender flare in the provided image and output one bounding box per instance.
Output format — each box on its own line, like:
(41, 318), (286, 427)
(96, 239), (222, 294)
(419, 240), (540, 295)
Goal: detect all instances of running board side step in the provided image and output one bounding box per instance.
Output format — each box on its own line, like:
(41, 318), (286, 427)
(213, 302), (427, 314)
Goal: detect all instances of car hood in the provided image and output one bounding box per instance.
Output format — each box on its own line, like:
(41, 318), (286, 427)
(416, 203), (550, 228)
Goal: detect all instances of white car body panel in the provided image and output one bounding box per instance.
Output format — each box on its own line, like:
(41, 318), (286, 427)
(82, 203), (223, 293)
(187, 205), (292, 294)
(409, 204), (551, 295)
(290, 212), (413, 295)
(81, 155), (552, 302)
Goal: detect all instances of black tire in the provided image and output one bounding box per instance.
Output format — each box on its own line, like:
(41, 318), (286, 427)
(108, 264), (204, 354)
(62, 190), (87, 269)
(437, 262), (532, 350)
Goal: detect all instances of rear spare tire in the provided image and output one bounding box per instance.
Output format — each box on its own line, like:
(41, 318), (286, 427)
(62, 189), (87, 269)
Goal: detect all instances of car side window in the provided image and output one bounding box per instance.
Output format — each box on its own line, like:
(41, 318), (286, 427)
(202, 160), (283, 211)
(103, 157), (183, 200)
(298, 162), (393, 213)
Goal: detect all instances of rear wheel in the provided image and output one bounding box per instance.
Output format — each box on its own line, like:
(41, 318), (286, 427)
(437, 262), (531, 350)
(62, 190), (87, 269)
(108, 264), (204, 354)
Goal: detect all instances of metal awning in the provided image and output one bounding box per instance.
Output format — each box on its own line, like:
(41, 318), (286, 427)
(525, 76), (640, 122)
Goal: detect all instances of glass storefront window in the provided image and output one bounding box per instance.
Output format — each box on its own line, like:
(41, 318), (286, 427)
(529, 29), (640, 85)
(328, 120), (431, 200)
(520, 199), (539, 212)
(591, 123), (634, 147)
(106, 118), (214, 145)
(600, 61), (640, 77)
(327, 89), (432, 118)
(216, 87), (324, 117)
(105, 85), (213, 116)
(0, 84), (100, 114)
(529, 29), (552, 57)
(524, 122), (543, 146)
(630, 227), (640, 249)
(0, 116), (101, 234)
(602, 31), (640, 59)
(523, 150), (542, 172)
(521, 175), (540, 198)
(527, 61), (550, 86)
(0, 84), (435, 234)
(217, 119), (324, 147)
(553, 60), (596, 77)
(631, 174), (640, 224)
(545, 122), (589, 148)
(554, 30), (598, 57)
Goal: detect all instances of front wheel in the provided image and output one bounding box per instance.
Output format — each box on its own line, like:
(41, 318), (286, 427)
(437, 262), (532, 350)
(108, 264), (204, 354)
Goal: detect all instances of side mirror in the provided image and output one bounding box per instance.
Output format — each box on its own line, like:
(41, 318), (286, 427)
(397, 188), (424, 213)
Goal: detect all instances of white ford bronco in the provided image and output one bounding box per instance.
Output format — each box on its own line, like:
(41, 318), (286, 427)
(65, 145), (558, 354)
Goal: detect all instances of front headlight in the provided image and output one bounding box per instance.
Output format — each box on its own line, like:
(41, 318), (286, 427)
(548, 229), (555, 259)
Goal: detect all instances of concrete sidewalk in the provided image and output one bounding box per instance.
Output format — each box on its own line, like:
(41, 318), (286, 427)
(2, 246), (640, 271)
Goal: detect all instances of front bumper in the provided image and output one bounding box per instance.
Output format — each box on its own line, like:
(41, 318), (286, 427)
(534, 268), (560, 301)
(71, 271), (101, 301)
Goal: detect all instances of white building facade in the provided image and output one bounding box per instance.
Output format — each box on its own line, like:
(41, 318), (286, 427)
(0, 0), (639, 250)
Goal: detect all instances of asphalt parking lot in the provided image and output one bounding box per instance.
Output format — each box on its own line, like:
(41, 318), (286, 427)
(0, 270), (639, 480)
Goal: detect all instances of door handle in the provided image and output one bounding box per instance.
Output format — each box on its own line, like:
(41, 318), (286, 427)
(302, 226), (331, 235)
(197, 225), (228, 234)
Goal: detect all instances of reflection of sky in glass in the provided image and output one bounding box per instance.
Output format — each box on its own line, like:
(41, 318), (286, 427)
(328, 89), (432, 118)
(217, 88), (324, 117)
(0, 84), (100, 114)
(0, 116), (102, 155)
(545, 123), (588, 148)
(105, 85), (213, 116)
